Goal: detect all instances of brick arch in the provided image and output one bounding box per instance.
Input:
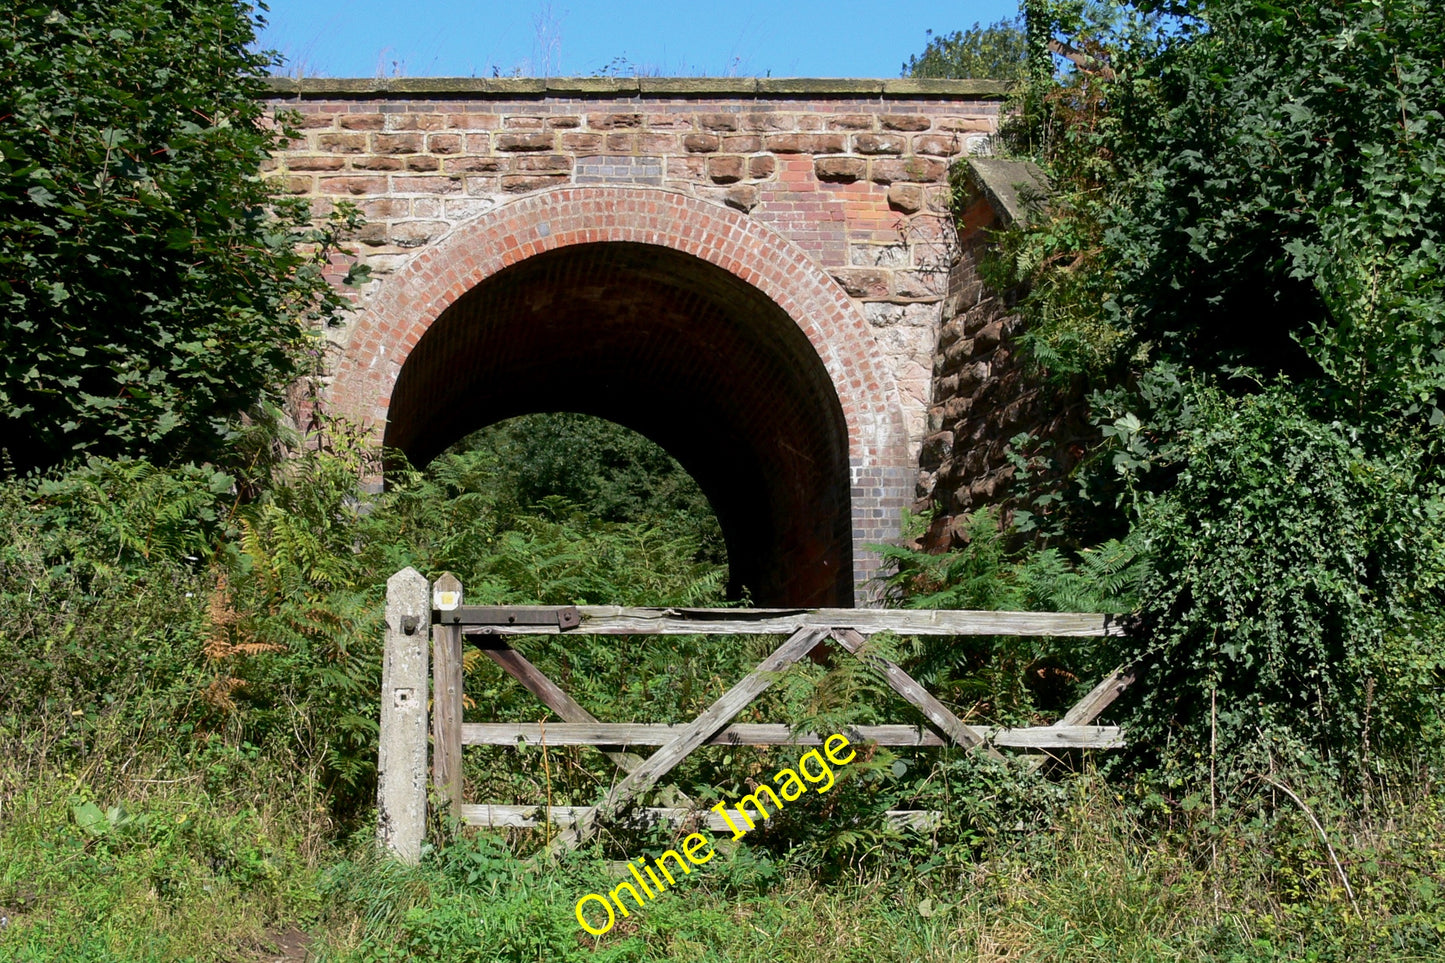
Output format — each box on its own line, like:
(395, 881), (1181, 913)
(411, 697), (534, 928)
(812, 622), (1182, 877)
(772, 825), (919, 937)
(329, 186), (911, 604)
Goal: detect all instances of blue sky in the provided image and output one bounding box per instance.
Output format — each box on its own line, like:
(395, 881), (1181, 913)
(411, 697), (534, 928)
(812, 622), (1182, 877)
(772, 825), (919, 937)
(255, 0), (1021, 79)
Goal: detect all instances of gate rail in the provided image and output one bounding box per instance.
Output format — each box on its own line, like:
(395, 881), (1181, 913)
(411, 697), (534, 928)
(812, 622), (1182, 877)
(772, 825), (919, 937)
(376, 567), (1135, 862)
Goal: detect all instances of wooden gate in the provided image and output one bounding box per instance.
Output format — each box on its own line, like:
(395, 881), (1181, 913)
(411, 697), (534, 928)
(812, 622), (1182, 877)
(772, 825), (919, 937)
(376, 568), (1134, 862)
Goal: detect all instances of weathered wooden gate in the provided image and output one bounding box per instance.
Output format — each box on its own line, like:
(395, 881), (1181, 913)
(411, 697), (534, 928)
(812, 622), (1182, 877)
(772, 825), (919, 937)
(376, 567), (1134, 862)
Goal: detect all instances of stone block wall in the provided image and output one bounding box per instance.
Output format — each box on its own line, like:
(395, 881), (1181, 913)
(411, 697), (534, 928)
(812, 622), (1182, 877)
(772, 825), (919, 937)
(914, 162), (1091, 550)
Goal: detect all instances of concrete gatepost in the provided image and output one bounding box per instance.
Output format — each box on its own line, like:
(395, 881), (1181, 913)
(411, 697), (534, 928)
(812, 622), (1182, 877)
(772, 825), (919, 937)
(378, 567), (430, 863)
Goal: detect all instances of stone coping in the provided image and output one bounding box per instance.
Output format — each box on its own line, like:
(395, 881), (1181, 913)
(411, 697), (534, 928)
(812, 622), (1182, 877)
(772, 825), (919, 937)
(261, 76), (1010, 99)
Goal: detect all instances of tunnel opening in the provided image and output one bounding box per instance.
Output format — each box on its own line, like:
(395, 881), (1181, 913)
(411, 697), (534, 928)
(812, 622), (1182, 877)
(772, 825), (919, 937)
(382, 241), (854, 607)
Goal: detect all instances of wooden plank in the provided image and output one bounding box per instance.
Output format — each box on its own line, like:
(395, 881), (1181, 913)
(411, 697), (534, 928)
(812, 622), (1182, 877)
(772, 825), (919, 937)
(461, 803), (941, 833)
(476, 638), (693, 807)
(549, 626), (830, 852)
(462, 721), (1124, 749)
(1056, 666), (1137, 727)
(430, 574), (464, 813)
(455, 606), (1125, 638)
(831, 629), (1007, 760)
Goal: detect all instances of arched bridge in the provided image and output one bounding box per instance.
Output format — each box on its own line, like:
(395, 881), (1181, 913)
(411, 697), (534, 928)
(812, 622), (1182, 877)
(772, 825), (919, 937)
(263, 77), (1008, 606)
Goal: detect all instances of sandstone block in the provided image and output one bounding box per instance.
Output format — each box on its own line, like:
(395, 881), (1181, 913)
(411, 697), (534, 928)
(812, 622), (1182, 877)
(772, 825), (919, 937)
(317, 132), (367, 153)
(503, 116), (547, 130)
(590, 112), (643, 129)
(748, 154), (776, 178)
(427, 133), (462, 154)
(743, 112), (791, 131)
(814, 156), (865, 182)
(639, 132), (676, 153)
(707, 155), (744, 183)
(392, 175), (463, 193)
(287, 155), (346, 171)
(405, 155), (440, 171)
(276, 174), (312, 194)
(496, 132), (554, 152)
(374, 132), (423, 154)
(515, 153), (572, 172)
(915, 133), (961, 156)
(721, 134), (762, 152)
(389, 220), (448, 248)
(604, 131), (636, 151)
(854, 133), (906, 155)
(830, 268), (889, 299)
(850, 243), (909, 268)
(887, 184), (924, 213)
(921, 431), (954, 464)
(501, 173), (569, 193)
(698, 112), (739, 131)
(547, 115), (582, 128)
(352, 155), (405, 171)
(385, 113), (445, 131)
(561, 131), (604, 152)
(444, 156), (505, 173)
(827, 114), (875, 130)
(318, 175), (385, 195)
(881, 114), (930, 131)
(723, 184), (759, 212)
(871, 156), (948, 184)
(299, 113), (336, 129)
(683, 133), (721, 153)
(337, 115), (384, 130)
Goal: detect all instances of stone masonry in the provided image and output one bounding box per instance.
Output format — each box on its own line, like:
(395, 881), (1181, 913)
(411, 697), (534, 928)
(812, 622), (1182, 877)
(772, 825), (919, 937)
(261, 77), (1008, 603)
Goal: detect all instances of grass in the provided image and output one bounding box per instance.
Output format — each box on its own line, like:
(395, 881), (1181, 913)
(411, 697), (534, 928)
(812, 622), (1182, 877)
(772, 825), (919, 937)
(2, 747), (1441, 963)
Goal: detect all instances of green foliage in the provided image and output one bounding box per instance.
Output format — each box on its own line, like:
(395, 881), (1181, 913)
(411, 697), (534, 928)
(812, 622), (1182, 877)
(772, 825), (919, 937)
(903, 17), (1028, 81)
(1113, 386), (1445, 775)
(965, 0), (1445, 786)
(0, 0), (365, 475)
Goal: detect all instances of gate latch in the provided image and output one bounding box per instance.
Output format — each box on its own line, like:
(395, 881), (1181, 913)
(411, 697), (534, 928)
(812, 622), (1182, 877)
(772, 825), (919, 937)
(437, 605), (582, 632)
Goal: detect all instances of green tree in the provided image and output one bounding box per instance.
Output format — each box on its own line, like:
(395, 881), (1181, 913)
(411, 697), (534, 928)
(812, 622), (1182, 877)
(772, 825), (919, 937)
(0, 0), (362, 475)
(955, 0), (1445, 777)
(903, 17), (1028, 81)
